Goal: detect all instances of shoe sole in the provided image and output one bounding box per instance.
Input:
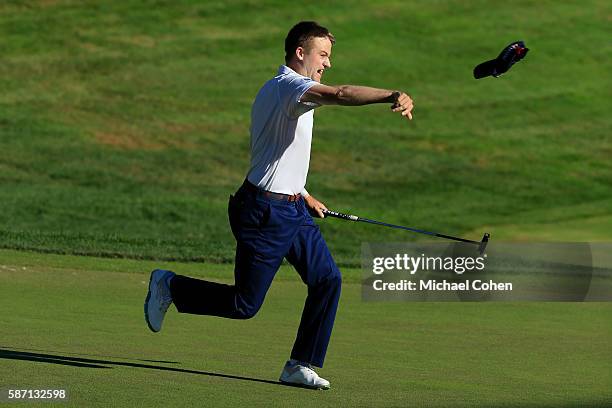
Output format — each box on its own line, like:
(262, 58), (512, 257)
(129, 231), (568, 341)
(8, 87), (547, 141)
(144, 270), (159, 333)
(279, 379), (330, 390)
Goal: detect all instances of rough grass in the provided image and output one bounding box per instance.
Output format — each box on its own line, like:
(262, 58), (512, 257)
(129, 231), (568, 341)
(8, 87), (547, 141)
(1, 0), (610, 265)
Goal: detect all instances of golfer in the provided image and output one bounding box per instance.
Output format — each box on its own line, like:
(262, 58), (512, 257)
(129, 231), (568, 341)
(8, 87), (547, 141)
(145, 21), (414, 390)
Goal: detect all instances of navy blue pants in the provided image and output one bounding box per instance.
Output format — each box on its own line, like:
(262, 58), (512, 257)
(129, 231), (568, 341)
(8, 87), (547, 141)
(170, 182), (342, 368)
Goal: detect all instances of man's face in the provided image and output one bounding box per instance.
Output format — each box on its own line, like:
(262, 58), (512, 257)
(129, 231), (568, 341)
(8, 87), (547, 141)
(300, 36), (332, 82)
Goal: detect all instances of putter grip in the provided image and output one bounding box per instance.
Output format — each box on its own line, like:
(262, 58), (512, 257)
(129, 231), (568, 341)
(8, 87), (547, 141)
(324, 210), (359, 221)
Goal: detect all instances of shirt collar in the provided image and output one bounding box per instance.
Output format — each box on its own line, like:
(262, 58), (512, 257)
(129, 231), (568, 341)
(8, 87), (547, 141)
(278, 65), (293, 75)
(278, 65), (304, 77)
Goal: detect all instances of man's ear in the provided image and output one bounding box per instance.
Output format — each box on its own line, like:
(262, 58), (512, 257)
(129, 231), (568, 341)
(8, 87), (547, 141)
(295, 47), (305, 62)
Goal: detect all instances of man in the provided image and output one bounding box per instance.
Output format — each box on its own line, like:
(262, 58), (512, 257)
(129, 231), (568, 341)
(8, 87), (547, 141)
(145, 21), (413, 390)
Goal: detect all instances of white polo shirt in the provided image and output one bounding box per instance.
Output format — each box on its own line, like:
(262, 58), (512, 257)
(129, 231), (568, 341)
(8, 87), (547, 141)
(246, 65), (320, 195)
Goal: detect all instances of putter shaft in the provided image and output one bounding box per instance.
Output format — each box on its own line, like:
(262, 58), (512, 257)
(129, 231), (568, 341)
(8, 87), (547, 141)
(323, 210), (490, 255)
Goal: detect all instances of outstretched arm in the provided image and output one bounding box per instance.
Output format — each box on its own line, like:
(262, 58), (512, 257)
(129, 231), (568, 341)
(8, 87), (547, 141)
(301, 84), (414, 120)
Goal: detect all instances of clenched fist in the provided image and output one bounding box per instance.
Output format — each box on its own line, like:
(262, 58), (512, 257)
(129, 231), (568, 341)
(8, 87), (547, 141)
(391, 91), (414, 120)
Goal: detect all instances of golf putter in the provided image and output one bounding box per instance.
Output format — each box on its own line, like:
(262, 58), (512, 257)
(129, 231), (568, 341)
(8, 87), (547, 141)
(323, 209), (490, 255)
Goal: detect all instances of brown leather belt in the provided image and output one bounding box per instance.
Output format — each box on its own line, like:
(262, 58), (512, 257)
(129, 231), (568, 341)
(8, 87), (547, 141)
(243, 180), (302, 202)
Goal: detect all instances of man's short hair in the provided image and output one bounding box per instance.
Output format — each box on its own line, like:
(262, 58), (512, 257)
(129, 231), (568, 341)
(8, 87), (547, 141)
(285, 21), (335, 64)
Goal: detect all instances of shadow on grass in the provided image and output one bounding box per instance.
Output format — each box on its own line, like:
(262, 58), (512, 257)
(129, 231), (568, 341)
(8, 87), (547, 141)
(0, 347), (291, 388)
(0, 345), (179, 364)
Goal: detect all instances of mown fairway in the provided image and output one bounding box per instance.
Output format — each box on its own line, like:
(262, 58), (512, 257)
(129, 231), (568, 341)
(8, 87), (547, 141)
(1, 1), (611, 406)
(1, 250), (611, 407)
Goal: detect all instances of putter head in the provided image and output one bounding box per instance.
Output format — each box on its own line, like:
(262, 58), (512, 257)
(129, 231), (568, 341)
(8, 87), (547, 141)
(478, 233), (490, 256)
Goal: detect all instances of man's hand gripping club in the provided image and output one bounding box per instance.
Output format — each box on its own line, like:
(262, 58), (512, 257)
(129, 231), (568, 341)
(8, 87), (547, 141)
(304, 194), (328, 218)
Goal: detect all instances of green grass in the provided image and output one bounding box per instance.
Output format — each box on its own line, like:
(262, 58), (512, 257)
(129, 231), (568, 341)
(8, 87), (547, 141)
(1, 1), (611, 265)
(1, 2), (611, 406)
(1, 249), (611, 407)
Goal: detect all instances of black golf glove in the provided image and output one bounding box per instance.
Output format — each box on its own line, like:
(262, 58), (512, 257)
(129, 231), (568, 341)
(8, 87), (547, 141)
(473, 41), (529, 79)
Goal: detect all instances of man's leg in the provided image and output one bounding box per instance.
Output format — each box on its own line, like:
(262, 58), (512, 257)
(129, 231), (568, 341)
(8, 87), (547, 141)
(285, 203), (342, 368)
(169, 240), (283, 319)
(168, 192), (301, 319)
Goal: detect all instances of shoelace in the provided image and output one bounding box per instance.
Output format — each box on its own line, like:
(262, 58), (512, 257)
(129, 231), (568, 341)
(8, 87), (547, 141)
(157, 278), (172, 312)
(301, 365), (318, 378)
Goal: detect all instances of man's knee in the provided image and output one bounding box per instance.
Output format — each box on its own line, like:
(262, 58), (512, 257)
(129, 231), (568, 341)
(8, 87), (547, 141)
(235, 302), (262, 319)
(332, 272), (342, 288)
(322, 270), (342, 290)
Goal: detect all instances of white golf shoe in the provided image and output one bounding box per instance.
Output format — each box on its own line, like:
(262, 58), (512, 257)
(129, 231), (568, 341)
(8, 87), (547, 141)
(144, 269), (175, 332)
(279, 361), (330, 390)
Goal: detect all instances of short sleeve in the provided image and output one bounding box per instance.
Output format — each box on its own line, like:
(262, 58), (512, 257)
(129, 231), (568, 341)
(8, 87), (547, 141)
(278, 74), (320, 118)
